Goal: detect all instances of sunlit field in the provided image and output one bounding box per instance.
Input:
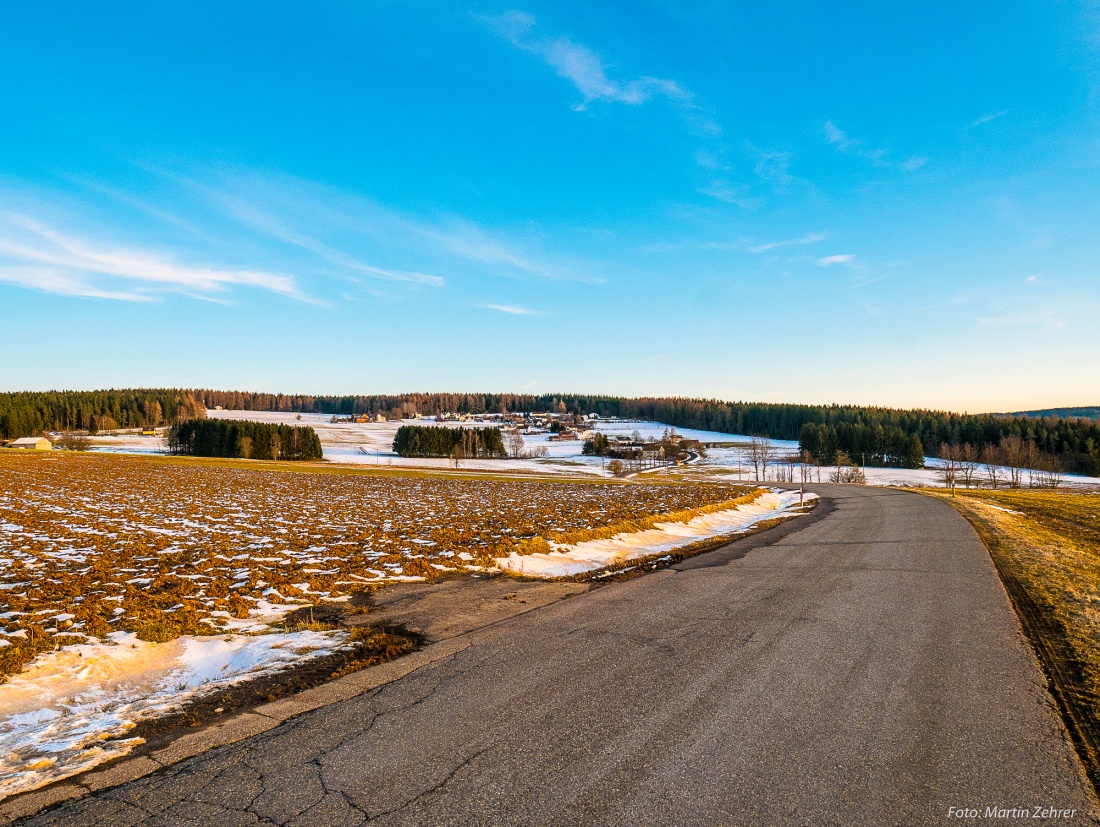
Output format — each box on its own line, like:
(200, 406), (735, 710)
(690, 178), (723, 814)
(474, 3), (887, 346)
(0, 451), (748, 677)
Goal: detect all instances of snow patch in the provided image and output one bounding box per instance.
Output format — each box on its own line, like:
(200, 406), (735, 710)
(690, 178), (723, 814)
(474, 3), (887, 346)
(496, 489), (815, 578)
(0, 629), (349, 798)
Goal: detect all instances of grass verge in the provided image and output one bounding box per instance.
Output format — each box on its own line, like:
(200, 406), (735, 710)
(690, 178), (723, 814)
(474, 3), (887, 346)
(927, 488), (1100, 792)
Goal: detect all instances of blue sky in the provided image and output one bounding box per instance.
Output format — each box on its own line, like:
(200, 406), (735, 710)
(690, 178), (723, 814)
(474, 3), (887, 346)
(2, 2), (1098, 411)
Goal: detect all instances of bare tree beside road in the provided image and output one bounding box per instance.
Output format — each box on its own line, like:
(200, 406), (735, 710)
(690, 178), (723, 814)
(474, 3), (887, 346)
(937, 443), (959, 491)
(958, 443), (980, 488)
(748, 436), (774, 481)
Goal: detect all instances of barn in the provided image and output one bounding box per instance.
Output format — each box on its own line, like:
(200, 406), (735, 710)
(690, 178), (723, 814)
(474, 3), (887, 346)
(9, 437), (53, 450)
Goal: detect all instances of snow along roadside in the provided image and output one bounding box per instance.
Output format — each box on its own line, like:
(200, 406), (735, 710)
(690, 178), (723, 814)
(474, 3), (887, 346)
(0, 629), (350, 800)
(495, 488), (816, 578)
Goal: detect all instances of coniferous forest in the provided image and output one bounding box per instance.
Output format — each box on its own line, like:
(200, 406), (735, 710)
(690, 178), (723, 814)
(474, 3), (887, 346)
(2, 388), (1097, 474)
(392, 425), (506, 459)
(169, 419), (322, 461)
(0, 390), (206, 439)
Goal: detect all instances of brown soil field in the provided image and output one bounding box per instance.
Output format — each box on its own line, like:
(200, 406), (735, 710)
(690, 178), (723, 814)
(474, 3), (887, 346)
(0, 451), (749, 677)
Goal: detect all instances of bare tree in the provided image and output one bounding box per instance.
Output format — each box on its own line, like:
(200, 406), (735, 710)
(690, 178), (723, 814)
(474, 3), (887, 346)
(1024, 440), (1038, 488)
(1000, 436), (1027, 488)
(1038, 451), (1065, 489)
(505, 430), (525, 459)
(936, 443), (959, 492)
(981, 444), (1002, 489)
(1047, 455), (1065, 489)
(608, 459), (624, 475)
(748, 436), (774, 481)
(958, 443), (980, 488)
(57, 432), (90, 451)
(450, 444), (464, 468)
(783, 452), (799, 482)
(798, 450), (816, 484)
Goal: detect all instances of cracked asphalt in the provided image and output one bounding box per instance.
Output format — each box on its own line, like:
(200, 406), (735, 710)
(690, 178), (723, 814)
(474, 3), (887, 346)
(18, 485), (1098, 826)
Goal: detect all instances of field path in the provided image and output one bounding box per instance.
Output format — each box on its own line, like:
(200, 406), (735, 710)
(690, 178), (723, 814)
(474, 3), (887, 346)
(18, 485), (1098, 826)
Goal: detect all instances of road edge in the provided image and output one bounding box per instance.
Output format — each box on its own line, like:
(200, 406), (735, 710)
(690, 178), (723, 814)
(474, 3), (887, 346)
(923, 490), (1100, 812)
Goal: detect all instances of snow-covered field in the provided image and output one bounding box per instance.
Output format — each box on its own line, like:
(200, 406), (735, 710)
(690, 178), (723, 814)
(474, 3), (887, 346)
(188, 411), (1098, 488)
(0, 629), (348, 798)
(87, 417), (1100, 489)
(87, 411), (789, 479)
(497, 489), (814, 577)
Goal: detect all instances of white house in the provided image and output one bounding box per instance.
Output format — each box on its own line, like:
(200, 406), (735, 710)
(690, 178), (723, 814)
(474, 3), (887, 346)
(10, 437), (52, 450)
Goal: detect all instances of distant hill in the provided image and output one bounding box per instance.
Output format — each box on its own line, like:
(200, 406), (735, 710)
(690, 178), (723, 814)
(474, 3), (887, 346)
(1002, 407), (1100, 421)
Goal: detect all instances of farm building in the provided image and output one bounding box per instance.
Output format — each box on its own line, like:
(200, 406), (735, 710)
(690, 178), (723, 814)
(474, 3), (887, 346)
(9, 437), (52, 450)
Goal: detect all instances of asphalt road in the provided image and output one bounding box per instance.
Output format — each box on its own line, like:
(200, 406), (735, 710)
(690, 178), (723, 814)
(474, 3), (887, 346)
(21, 485), (1098, 826)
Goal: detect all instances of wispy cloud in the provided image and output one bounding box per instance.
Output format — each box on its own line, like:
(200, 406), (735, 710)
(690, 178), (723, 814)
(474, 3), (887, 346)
(481, 303), (543, 315)
(816, 254), (856, 267)
(203, 191), (444, 287)
(968, 110), (1009, 128)
(697, 179), (754, 207)
(750, 231), (827, 254)
(694, 150), (728, 170)
(425, 218), (588, 282)
(485, 11), (692, 111)
(0, 167), (602, 306)
(824, 120), (858, 153)
(824, 120), (926, 171)
(0, 213), (307, 303)
(171, 168), (598, 285)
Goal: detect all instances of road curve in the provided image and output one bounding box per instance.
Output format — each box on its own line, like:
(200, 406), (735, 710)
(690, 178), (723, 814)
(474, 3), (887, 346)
(20, 485), (1097, 826)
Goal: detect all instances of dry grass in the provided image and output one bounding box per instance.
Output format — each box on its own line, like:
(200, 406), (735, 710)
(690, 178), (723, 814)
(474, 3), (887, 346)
(932, 488), (1100, 696)
(0, 451), (749, 677)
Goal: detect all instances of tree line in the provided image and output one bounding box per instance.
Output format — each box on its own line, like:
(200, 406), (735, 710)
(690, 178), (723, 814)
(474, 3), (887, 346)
(169, 420), (322, 461)
(0, 389), (206, 440)
(194, 389), (625, 420)
(392, 425), (505, 459)
(5, 388), (1098, 475)
(798, 422), (925, 468)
